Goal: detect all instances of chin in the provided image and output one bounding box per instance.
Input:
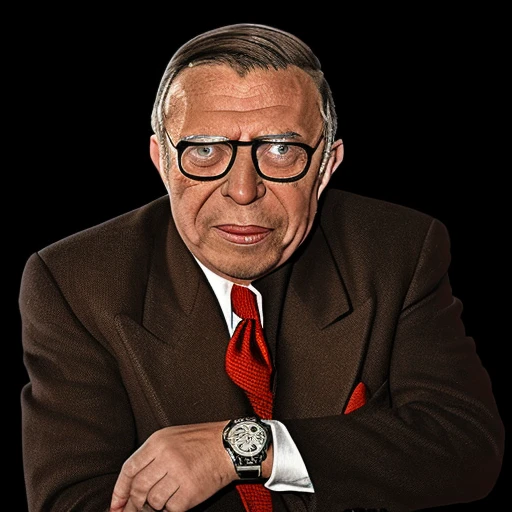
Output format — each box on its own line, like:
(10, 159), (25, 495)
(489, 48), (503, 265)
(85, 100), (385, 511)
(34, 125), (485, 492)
(217, 257), (282, 282)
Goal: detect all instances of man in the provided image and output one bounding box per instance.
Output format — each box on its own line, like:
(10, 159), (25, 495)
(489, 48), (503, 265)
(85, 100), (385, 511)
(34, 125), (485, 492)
(19, 23), (504, 512)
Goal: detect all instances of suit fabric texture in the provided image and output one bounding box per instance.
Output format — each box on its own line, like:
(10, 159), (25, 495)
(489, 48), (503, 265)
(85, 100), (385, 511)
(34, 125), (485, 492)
(19, 188), (505, 511)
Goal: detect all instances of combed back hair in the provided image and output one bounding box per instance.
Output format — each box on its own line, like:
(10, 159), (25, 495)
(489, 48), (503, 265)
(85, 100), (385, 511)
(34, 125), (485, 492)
(151, 23), (338, 173)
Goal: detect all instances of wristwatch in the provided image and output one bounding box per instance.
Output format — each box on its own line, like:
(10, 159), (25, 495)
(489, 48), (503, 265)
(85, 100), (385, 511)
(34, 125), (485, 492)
(222, 416), (272, 479)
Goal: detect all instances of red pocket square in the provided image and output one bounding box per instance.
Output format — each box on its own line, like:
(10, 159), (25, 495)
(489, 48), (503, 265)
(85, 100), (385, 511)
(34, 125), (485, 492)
(344, 381), (367, 414)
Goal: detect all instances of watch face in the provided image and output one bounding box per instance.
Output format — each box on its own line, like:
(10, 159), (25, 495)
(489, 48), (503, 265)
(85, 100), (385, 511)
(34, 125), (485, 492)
(225, 420), (268, 457)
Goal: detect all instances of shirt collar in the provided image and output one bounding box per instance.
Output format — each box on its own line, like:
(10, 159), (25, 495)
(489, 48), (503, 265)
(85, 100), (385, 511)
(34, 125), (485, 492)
(193, 256), (264, 334)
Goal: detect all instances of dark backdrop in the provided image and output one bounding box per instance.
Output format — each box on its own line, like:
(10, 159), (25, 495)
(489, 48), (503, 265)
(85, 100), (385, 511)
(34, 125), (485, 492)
(11, 10), (507, 511)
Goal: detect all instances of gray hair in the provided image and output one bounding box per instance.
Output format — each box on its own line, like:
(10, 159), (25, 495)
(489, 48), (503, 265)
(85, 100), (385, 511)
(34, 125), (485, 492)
(151, 23), (337, 174)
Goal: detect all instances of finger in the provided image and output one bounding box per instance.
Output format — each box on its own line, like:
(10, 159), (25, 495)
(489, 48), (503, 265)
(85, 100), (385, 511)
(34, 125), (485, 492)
(109, 486), (130, 512)
(110, 454), (156, 510)
(118, 497), (141, 512)
(146, 473), (178, 511)
(121, 465), (169, 511)
(164, 485), (183, 512)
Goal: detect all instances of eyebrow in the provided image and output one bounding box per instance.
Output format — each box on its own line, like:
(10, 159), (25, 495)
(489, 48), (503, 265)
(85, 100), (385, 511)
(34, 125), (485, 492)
(180, 131), (302, 143)
(254, 132), (302, 140)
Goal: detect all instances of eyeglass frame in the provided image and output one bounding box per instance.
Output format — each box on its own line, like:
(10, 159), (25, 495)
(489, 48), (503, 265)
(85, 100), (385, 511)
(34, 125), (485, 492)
(164, 129), (325, 183)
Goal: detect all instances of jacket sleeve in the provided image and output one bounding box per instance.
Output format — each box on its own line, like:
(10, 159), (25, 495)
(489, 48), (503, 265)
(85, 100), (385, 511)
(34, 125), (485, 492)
(281, 219), (505, 512)
(20, 252), (135, 512)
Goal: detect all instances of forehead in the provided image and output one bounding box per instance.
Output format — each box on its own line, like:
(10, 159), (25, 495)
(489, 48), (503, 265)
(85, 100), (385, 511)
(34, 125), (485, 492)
(165, 64), (323, 138)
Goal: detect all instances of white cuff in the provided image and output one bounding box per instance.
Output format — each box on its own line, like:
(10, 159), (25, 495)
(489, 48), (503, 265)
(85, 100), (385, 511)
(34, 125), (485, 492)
(262, 420), (315, 493)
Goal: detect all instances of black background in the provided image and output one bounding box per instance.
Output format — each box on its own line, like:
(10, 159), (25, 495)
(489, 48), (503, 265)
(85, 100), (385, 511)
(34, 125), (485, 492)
(11, 8), (507, 511)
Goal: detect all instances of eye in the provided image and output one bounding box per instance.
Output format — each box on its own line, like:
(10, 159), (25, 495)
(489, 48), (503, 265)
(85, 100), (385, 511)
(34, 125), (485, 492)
(193, 145), (215, 158)
(269, 143), (290, 156)
(180, 143), (232, 176)
(182, 143), (230, 165)
(257, 142), (304, 165)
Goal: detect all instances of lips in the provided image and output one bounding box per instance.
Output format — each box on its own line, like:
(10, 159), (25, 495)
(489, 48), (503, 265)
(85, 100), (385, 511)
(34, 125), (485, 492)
(214, 224), (272, 244)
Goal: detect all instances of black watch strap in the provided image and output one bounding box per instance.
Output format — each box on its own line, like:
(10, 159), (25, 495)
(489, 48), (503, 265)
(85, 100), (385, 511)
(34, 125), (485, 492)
(236, 466), (262, 479)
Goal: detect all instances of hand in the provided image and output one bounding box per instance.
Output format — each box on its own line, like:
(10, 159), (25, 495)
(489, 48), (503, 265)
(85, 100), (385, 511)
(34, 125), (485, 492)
(109, 420), (237, 512)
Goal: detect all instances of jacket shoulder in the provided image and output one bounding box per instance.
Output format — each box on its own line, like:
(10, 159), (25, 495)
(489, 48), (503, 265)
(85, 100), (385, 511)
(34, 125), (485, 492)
(37, 195), (170, 267)
(318, 189), (451, 293)
(322, 188), (436, 228)
(320, 188), (443, 247)
(20, 195), (172, 332)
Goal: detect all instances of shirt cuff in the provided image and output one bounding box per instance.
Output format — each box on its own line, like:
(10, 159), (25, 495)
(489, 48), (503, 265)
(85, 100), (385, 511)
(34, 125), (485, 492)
(262, 419), (315, 493)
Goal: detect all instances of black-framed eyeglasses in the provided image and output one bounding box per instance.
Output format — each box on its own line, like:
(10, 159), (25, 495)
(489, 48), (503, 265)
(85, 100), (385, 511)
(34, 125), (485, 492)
(165, 130), (324, 183)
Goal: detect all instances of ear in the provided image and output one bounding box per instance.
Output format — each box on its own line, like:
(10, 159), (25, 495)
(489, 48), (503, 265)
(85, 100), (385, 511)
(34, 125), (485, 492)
(317, 139), (344, 199)
(150, 134), (162, 172)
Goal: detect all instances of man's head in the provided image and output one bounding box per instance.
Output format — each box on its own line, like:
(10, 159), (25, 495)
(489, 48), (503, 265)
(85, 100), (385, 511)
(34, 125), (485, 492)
(149, 24), (344, 284)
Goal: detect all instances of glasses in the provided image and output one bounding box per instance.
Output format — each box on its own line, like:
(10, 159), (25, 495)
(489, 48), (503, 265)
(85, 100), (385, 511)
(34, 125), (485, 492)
(165, 130), (324, 183)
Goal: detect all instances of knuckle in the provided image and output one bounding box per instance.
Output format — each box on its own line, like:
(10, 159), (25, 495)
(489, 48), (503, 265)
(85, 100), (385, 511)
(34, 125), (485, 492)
(131, 474), (152, 493)
(164, 488), (188, 512)
(122, 458), (139, 478)
(129, 493), (147, 509)
(147, 496), (167, 510)
(147, 488), (170, 510)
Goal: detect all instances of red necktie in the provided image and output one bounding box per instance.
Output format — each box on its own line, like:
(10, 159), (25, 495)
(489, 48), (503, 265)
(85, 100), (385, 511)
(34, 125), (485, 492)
(225, 284), (273, 512)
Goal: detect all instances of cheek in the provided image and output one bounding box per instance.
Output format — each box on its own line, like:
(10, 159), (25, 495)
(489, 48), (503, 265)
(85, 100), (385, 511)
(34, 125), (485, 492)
(273, 181), (319, 239)
(168, 176), (216, 241)
(282, 181), (318, 220)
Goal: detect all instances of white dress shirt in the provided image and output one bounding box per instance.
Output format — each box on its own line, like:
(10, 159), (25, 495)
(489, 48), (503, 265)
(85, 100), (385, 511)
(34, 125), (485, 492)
(194, 258), (314, 493)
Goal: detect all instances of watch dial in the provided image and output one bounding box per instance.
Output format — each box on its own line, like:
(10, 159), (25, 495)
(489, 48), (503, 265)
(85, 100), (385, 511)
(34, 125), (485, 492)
(226, 421), (267, 457)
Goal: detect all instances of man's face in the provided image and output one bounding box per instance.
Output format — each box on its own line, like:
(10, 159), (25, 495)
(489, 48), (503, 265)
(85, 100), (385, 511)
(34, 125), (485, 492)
(151, 64), (342, 284)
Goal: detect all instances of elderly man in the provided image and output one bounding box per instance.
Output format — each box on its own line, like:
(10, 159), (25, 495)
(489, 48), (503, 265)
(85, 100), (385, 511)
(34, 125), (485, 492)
(20, 23), (504, 512)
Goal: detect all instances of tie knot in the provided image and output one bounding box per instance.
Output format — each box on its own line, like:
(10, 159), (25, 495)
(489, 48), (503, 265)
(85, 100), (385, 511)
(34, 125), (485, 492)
(231, 284), (259, 320)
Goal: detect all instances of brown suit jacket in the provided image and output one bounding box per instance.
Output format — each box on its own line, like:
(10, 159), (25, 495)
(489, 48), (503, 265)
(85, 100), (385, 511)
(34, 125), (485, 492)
(19, 189), (505, 511)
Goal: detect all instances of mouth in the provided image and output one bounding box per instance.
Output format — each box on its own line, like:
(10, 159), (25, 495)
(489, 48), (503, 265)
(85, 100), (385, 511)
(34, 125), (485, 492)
(214, 224), (272, 245)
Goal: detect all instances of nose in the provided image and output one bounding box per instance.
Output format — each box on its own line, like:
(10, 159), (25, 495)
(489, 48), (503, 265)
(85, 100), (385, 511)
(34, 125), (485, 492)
(220, 147), (266, 205)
